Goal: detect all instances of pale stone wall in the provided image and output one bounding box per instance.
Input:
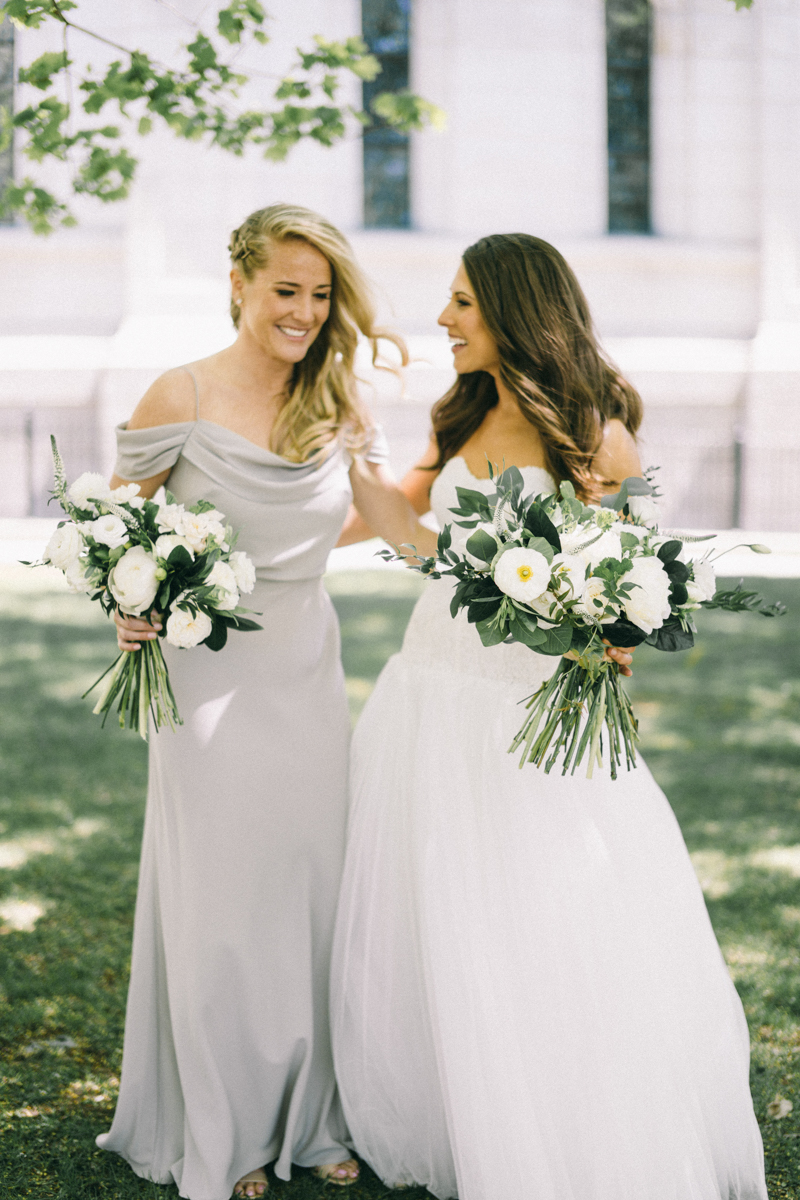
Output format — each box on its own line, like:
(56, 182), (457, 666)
(0, 0), (799, 529)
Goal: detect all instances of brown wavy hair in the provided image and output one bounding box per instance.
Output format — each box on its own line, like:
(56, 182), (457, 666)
(430, 233), (642, 499)
(228, 203), (407, 463)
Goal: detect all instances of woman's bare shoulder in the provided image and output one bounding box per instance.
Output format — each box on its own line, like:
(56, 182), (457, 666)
(126, 367), (198, 431)
(594, 418), (643, 483)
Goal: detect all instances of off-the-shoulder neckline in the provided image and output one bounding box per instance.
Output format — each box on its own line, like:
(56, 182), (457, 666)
(120, 417), (341, 466)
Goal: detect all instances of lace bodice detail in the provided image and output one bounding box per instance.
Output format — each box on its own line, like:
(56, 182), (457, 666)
(402, 458), (558, 686)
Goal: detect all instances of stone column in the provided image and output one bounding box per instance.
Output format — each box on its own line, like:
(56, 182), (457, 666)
(741, 0), (800, 530)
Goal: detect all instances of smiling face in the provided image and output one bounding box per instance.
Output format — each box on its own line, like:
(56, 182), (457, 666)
(438, 261), (501, 375)
(231, 237), (332, 365)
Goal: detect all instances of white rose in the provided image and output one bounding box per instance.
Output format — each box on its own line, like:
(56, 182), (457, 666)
(44, 523), (84, 570)
(527, 591), (562, 623)
(154, 534), (195, 562)
(64, 557), (98, 594)
(622, 555), (672, 634)
(690, 557), (716, 603)
(579, 529), (623, 570)
(109, 546), (160, 616)
(206, 561), (239, 611)
(229, 551), (256, 594)
(550, 552), (586, 597)
(110, 482), (142, 504)
(176, 510), (227, 553)
(611, 521), (647, 542)
(90, 514), (129, 549)
(493, 546), (551, 604)
(165, 606), (213, 649)
(68, 472), (111, 512)
(156, 503), (185, 533)
(577, 575), (619, 619)
(627, 494), (660, 528)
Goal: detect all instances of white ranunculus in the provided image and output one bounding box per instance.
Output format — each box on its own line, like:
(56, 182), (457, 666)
(690, 557), (716, 602)
(64, 557), (97, 594)
(550, 552), (586, 597)
(44, 523), (84, 570)
(206, 561), (239, 611)
(156, 503), (185, 533)
(622, 555), (672, 634)
(493, 546), (551, 604)
(109, 545), (160, 616)
(229, 550), (256, 594)
(165, 606), (213, 649)
(110, 482), (142, 504)
(90, 514), (129, 549)
(68, 472), (111, 512)
(577, 575), (619, 619)
(154, 533), (195, 562)
(627, 493), (660, 528)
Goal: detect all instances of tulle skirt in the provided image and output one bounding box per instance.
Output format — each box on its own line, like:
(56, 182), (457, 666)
(330, 582), (767, 1200)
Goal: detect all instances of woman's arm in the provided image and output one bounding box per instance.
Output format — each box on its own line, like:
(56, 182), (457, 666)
(111, 370), (196, 648)
(347, 456), (439, 562)
(109, 369), (196, 497)
(337, 436), (440, 547)
(593, 418), (644, 493)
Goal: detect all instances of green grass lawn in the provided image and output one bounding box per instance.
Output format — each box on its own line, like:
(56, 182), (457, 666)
(1, 565), (799, 1198)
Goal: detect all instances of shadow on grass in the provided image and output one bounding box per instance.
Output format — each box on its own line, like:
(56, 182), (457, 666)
(2, 571), (800, 1196)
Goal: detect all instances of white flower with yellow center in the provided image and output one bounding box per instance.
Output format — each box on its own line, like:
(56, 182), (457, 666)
(493, 546), (551, 604)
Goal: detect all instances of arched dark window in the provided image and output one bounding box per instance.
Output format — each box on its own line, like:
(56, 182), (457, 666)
(361, 0), (410, 229)
(606, 0), (651, 234)
(0, 15), (13, 223)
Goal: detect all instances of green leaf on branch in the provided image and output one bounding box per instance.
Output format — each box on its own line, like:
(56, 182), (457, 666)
(476, 615), (509, 648)
(535, 624), (574, 656)
(369, 89), (446, 133)
(465, 529), (499, 564)
(18, 50), (70, 90)
(1, 0), (77, 27)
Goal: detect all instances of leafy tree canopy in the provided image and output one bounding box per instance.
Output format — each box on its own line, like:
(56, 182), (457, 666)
(0, 0), (445, 233)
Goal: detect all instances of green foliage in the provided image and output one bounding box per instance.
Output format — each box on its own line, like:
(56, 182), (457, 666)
(0, 1), (444, 233)
(727, 0), (753, 8)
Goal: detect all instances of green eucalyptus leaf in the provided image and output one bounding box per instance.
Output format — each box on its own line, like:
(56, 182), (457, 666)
(465, 528), (499, 563)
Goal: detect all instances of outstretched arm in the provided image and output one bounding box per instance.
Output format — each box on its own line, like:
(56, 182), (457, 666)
(337, 436), (440, 547)
(347, 454), (438, 562)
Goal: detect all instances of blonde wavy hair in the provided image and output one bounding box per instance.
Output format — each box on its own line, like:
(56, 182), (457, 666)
(228, 203), (406, 463)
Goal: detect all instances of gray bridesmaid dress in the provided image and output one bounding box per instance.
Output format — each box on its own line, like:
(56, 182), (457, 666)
(97, 383), (386, 1200)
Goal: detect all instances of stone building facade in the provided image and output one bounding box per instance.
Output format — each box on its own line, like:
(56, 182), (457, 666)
(0, 0), (798, 529)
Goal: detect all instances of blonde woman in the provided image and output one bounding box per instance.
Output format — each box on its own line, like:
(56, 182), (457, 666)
(331, 234), (767, 1200)
(96, 204), (436, 1200)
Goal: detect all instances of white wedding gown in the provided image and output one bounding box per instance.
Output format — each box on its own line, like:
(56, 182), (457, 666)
(330, 458), (767, 1200)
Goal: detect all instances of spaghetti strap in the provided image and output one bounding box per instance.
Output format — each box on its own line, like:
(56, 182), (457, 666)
(184, 368), (200, 421)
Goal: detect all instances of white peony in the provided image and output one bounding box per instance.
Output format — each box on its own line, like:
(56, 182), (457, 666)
(154, 533), (195, 562)
(622, 555), (672, 634)
(166, 606), (213, 649)
(64, 557), (97, 594)
(577, 575), (619, 619)
(206, 561), (239, 611)
(109, 546), (161, 615)
(68, 473), (111, 512)
(627, 493), (660, 528)
(156, 503), (185, 533)
(229, 550), (256, 594)
(110, 482), (142, 504)
(493, 546), (551, 604)
(90, 514), (129, 549)
(177, 510), (227, 553)
(44, 523), (84, 570)
(689, 557), (716, 603)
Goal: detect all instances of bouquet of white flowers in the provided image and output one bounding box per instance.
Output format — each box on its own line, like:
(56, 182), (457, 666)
(31, 438), (261, 740)
(383, 465), (784, 779)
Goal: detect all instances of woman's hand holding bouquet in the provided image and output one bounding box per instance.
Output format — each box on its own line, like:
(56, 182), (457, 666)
(382, 465), (784, 779)
(31, 438), (261, 739)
